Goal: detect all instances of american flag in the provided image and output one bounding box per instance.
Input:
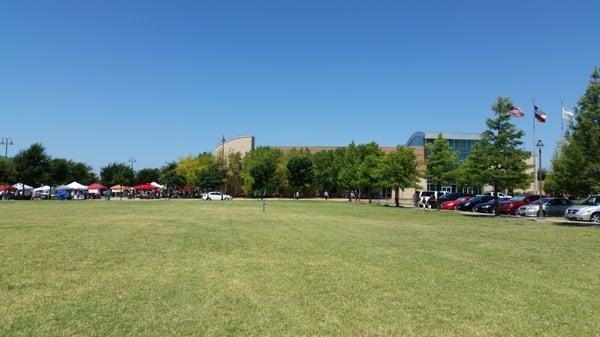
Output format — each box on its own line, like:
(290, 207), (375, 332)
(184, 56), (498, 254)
(507, 106), (525, 117)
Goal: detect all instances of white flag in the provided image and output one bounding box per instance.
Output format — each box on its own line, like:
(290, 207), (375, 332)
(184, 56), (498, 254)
(562, 105), (574, 120)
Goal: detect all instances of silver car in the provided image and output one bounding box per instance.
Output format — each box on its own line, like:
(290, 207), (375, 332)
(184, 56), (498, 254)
(564, 195), (600, 223)
(516, 198), (573, 217)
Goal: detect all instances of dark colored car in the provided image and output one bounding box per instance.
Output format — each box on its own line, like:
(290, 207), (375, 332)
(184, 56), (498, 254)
(473, 199), (499, 214)
(456, 195), (495, 212)
(498, 195), (541, 214)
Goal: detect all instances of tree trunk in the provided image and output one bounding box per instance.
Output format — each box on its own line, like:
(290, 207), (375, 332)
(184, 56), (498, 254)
(493, 183), (499, 216)
(368, 187), (372, 204)
(395, 187), (400, 207)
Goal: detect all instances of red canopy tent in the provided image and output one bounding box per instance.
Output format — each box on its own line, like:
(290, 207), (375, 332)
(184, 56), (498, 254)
(0, 185), (17, 192)
(133, 183), (159, 191)
(88, 183), (107, 190)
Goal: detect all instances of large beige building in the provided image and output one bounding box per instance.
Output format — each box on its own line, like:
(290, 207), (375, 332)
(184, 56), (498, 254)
(215, 135), (255, 159)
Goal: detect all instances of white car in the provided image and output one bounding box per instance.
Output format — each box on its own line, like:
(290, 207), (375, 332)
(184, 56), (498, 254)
(202, 191), (232, 200)
(564, 195), (600, 223)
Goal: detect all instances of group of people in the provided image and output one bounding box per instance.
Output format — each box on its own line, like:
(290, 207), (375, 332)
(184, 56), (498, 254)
(413, 194), (437, 209)
(348, 190), (360, 202)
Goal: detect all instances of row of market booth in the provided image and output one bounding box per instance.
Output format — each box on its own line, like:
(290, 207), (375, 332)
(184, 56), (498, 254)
(0, 182), (165, 200)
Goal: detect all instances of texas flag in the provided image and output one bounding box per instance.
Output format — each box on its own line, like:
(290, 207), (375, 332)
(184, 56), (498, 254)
(534, 105), (547, 123)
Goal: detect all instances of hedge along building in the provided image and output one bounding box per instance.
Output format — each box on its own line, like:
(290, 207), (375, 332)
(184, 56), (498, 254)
(214, 132), (535, 199)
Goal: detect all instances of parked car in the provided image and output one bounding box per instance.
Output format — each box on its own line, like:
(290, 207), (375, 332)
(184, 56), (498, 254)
(516, 197), (573, 217)
(456, 195), (494, 212)
(498, 195), (542, 215)
(473, 199), (499, 214)
(202, 191), (232, 200)
(564, 195), (600, 223)
(440, 194), (475, 210)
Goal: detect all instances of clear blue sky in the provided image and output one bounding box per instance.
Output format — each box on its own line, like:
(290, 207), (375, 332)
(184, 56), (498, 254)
(1, 0), (598, 172)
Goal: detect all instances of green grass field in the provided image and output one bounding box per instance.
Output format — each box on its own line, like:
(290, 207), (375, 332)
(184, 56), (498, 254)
(1, 200), (599, 337)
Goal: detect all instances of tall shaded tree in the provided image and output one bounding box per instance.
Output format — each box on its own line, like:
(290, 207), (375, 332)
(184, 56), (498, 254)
(357, 144), (384, 203)
(0, 158), (17, 184)
(241, 147), (283, 197)
(287, 153), (313, 197)
(546, 68), (600, 196)
(197, 159), (227, 191)
(462, 97), (531, 195)
(13, 143), (50, 186)
(100, 163), (135, 187)
(135, 168), (161, 185)
(159, 162), (186, 192)
(312, 150), (337, 195)
(425, 134), (458, 191)
(379, 146), (420, 207)
(224, 152), (244, 197)
(48, 158), (96, 185)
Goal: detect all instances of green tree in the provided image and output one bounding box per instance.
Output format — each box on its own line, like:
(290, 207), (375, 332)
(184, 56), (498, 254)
(0, 157), (17, 184)
(425, 134), (458, 191)
(338, 142), (360, 194)
(463, 97), (531, 195)
(379, 146), (420, 207)
(48, 159), (96, 185)
(224, 152), (244, 197)
(100, 163), (135, 187)
(197, 159), (227, 191)
(13, 143), (50, 186)
(175, 153), (213, 187)
(159, 162), (186, 193)
(241, 147), (282, 197)
(312, 150), (340, 196)
(546, 68), (600, 196)
(135, 168), (161, 185)
(287, 153), (313, 197)
(358, 151), (383, 203)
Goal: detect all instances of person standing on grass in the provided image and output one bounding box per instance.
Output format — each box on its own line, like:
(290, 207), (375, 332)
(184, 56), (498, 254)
(324, 191), (329, 200)
(295, 191), (299, 200)
(349, 190), (354, 202)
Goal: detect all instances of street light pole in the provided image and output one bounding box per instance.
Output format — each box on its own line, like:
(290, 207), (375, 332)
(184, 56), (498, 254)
(0, 137), (14, 158)
(128, 157), (136, 171)
(536, 139), (544, 219)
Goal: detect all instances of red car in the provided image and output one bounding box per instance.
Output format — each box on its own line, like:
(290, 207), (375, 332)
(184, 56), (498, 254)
(498, 195), (541, 214)
(441, 196), (474, 210)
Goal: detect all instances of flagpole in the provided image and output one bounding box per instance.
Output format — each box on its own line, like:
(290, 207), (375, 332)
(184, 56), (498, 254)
(560, 99), (564, 136)
(532, 98), (537, 194)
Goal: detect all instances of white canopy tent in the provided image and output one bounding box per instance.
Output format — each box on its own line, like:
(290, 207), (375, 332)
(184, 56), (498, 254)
(150, 182), (164, 189)
(33, 185), (51, 193)
(13, 183), (33, 191)
(66, 182), (88, 191)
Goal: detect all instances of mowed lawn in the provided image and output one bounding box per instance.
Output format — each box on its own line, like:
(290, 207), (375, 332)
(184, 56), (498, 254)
(1, 201), (599, 337)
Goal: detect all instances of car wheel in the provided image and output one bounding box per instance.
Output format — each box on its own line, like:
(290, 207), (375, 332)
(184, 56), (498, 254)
(591, 213), (600, 223)
(453, 205), (458, 211)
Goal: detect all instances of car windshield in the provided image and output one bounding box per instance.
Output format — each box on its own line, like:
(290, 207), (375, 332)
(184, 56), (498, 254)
(510, 196), (525, 201)
(533, 198), (552, 205)
(467, 196), (481, 203)
(580, 196), (600, 206)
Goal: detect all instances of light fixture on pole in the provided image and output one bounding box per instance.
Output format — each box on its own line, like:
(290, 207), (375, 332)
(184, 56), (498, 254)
(536, 139), (544, 219)
(128, 157), (136, 170)
(0, 137), (14, 158)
